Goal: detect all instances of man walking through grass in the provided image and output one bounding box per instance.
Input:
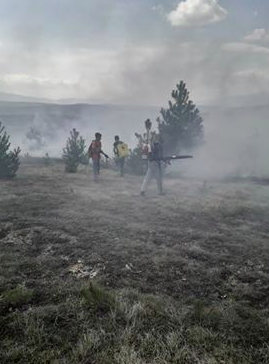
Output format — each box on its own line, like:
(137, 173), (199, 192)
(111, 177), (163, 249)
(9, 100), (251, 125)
(88, 132), (109, 182)
(140, 136), (164, 196)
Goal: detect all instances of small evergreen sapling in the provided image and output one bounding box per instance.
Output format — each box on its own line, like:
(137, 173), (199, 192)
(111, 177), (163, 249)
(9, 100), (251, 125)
(0, 121), (21, 178)
(26, 126), (45, 150)
(43, 153), (52, 167)
(62, 128), (86, 173)
(157, 81), (204, 154)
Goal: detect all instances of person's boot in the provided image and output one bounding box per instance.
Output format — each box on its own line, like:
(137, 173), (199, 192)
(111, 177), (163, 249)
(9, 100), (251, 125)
(140, 191), (145, 197)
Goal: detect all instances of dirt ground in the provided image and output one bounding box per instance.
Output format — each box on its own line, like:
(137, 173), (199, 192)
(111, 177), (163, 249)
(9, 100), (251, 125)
(1, 159), (269, 363)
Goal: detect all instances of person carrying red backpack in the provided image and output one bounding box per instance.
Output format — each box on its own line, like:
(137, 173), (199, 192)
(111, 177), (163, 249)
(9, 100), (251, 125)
(88, 132), (109, 182)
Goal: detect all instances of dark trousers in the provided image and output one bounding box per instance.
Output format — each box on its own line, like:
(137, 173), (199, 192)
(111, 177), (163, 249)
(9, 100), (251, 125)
(116, 157), (125, 177)
(92, 159), (100, 181)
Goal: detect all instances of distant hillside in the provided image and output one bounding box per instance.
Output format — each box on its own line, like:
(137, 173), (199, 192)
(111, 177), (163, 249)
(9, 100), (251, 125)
(1, 90), (268, 108)
(0, 92), (53, 104)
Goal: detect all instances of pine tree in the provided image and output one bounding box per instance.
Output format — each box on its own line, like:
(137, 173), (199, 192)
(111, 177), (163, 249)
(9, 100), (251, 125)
(43, 152), (52, 167)
(0, 121), (21, 178)
(62, 128), (86, 173)
(157, 81), (203, 154)
(126, 146), (144, 175)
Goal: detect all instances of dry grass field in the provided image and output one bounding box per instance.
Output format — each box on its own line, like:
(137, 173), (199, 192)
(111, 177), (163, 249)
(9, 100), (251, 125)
(1, 159), (269, 363)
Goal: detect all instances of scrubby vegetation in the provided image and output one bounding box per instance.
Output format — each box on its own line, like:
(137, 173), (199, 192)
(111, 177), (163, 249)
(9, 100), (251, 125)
(42, 153), (52, 167)
(26, 126), (45, 151)
(1, 281), (269, 364)
(62, 128), (87, 173)
(0, 121), (20, 178)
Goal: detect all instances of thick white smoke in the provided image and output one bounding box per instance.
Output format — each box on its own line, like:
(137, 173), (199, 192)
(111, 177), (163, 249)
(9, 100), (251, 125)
(182, 105), (269, 179)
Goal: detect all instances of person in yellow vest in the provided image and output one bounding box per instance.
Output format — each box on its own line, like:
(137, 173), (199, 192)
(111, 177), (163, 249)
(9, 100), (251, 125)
(113, 135), (129, 177)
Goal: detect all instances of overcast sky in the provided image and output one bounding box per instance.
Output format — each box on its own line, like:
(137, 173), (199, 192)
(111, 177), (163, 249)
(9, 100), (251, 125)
(0, 0), (269, 105)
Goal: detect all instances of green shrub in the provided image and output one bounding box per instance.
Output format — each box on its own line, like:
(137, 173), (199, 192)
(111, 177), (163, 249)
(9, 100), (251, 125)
(2, 286), (34, 309)
(0, 121), (20, 178)
(62, 128), (86, 173)
(80, 283), (116, 313)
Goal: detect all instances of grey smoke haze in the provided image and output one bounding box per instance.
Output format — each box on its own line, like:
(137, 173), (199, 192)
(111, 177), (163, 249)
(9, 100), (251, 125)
(183, 105), (269, 179)
(0, 0), (269, 178)
(2, 99), (269, 180)
(1, 102), (159, 157)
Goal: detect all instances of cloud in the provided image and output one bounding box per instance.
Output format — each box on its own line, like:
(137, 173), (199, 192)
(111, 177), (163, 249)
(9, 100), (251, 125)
(0, 44), (165, 102)
(235, 69), (269, 81)
(167, 0), (227, 27)
(1, 0), (269, 107)
(1, 26), (269, 106)
(152, 4), (165, 16)
(233, 70), (269, 90)
(213, 42), (269, 98)
(222, 42), (269, 54)
(244, 28), (269, 43)
(2, 73), (76, 86)
(1, 38), (269, 106)
(225, 69), (269, 97)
